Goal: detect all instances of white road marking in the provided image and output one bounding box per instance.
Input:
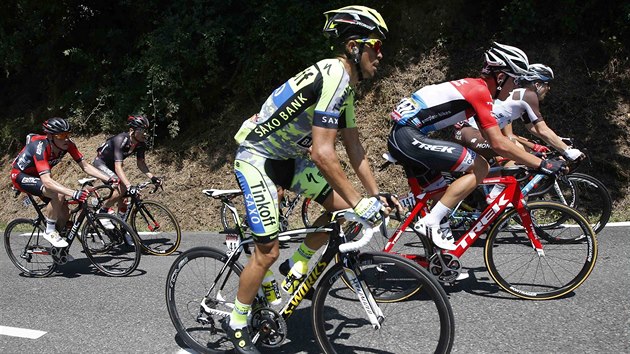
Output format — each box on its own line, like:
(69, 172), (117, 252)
(0, 325), (46, 339)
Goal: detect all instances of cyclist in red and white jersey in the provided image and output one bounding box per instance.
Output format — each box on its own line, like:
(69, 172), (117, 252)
(10, 118), (117, 247)
(454, 63), (584, 161)
(387, 43), (566, 250)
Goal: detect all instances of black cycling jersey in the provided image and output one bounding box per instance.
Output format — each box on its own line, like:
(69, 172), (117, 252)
(94, 132), (146, 168)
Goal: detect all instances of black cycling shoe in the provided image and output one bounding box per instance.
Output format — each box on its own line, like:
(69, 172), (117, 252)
(221, 319), (260, 354)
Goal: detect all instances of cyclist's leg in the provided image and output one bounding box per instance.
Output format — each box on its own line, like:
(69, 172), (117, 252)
(230, 149), (282, 352)
(92, 159), (121, 211)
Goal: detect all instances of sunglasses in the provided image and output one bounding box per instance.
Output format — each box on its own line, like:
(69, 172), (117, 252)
(53, 132), (71, 140)
(356, 38), (382, 54)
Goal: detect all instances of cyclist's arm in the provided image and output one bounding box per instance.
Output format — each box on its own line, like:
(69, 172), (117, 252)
(524, 121), (570, 153)
(340, 127), (379, 196)
(78, 159), (113, 183)
(40, 173), (75, 197)
(113, 161), (132, 187)
(501, 123), (527, 150)
(136, 158), (155, 180)
(311, 125), (362, 207)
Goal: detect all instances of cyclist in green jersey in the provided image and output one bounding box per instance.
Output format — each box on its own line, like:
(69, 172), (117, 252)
(227, 5), (393, 353)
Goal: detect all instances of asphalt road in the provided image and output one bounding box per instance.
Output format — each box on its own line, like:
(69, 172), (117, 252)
(1, 226), (628, 353)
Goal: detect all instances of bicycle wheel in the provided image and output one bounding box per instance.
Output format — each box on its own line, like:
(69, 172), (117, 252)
(485, 201), (597, 300)
(130, 200), (181, 255)
(81, 213), (141, 276)
(541, 173), (611, 234)
(166, 247), (244, 354)
(301, 198), (325, 228)
(313, 252), (455, 354)
(220, 200), (247, 231)
(4, 218), (57, 277)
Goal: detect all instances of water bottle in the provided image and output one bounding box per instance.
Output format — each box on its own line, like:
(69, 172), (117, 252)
(281, 262), (307, 294)
(261, 270), (282, 305)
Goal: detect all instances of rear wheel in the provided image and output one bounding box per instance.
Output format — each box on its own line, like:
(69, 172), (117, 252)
(313, 252), (455, 354)
(4, 218), (57, 277)
(485, 201), (597, 300)
(130, 200), (181, 255)
(81, 213), (141, 276)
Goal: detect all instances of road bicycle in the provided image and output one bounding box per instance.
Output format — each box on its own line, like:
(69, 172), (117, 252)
(374, 159), (598, 301)
(4, 185), (142, 277)
(81, 178), (181, 255)
(211, 188), (324, 235)
(166, 189), (455, 353)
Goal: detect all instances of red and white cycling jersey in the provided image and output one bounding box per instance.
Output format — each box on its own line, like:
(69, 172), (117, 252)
(465, 88), (543, 130)
(11, 135), (83, 176)
(390, 78), (497, 133)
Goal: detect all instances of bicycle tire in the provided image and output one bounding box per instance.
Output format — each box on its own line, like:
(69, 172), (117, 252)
(130, 200), (181, 255)
(549, 173), (611, 234)
(301, 198), (325, 228)
(165, 246), (244, 354)
(312, 251), (455, 354)
(81, 213), (141, 277)
(4, 218), (57, 277)
(485, 201), (597, 300)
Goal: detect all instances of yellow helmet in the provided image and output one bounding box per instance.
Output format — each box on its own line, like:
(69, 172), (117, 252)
(323, 5), (388, 40)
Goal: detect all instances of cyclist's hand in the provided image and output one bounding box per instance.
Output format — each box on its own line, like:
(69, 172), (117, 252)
(126, 185), (139, 196)
(377, 193), (404, 220)
(563, 147), (585, 162)
(538, 157), (567, 176)
(151, 176), (163, 186)
(531, 144), (551, 154)
(353, 197), (383, 226)
(106, 176), (120, 186)
(72, 189), (89, 202)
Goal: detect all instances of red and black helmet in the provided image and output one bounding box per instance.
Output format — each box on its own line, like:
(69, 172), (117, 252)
(42, 117), (71, 134)
(127, 115), (150, 129)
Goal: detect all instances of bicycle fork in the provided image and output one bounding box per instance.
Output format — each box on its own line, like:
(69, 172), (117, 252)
(342, 263), (384, 329)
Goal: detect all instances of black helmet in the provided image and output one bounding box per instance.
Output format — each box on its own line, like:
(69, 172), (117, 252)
(323, 6), (388, 40)
(42, 117), (71, 134)
(482, 42), (530, 76)
(127, 115), (150, 129)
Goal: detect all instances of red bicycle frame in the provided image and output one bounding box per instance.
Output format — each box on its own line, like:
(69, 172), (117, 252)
(384, 174), (544, 266)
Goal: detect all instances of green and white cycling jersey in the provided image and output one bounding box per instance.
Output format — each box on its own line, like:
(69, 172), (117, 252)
(238, 58), (356, 159)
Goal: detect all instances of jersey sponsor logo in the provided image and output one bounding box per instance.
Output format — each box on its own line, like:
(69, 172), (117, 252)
(20, 176), (38, 184)
(253, 93), (308, 138)
(16, 155), (28, 170)
(411, 139), (455, 153)
(36, 141), (44, 155)
(451, 79), (469, 87)
(243, 180), (276, 229)
(296, 135), (312, 149)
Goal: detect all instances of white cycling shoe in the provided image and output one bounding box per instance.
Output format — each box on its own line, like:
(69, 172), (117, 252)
(414, 218), (457, 250)
(43, 231), (69, 248)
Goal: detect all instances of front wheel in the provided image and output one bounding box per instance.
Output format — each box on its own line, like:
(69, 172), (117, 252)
(301, 198), (325, 228)
(485, 201), (597, 300)
(4, 218), (57, 277)
(165, 247), (244, 354)
(130, 200), (181, 255)
(81, 213), (142, 276)
(313, 252), (455, 354)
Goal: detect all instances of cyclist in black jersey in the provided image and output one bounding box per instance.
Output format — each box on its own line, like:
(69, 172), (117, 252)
(92, 115), (162, 222)
(225, 6), (395, 354)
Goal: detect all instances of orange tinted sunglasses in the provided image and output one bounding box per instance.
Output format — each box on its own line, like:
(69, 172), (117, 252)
(356, 38), (382, 53)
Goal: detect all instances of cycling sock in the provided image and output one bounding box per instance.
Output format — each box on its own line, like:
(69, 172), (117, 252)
(424, 202), (452, 226)
(45, 218), (57, 234)
(289, 243), (316, 267)
(229, 297), (250, 330)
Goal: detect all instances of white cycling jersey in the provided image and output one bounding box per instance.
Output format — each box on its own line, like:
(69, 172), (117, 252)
(466, 88), (542, 130)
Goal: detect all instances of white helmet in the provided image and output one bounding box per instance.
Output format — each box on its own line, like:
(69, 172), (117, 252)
(482, 42), (530, 76)
(520, 63), (555, 82)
